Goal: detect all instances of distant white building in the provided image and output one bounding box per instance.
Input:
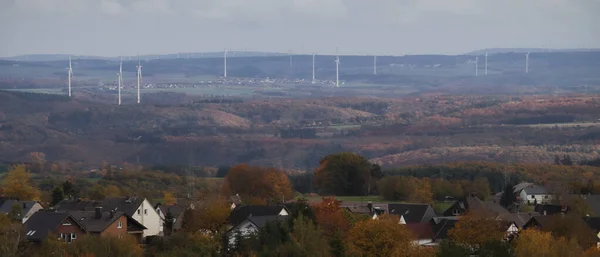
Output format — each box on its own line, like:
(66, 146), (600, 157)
(517, 185), (553, 205)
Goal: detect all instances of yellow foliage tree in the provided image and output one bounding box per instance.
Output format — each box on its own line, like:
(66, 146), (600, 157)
(104, 185), (122, 198)
(2, 165), (40, 201)
(515, 229), (582, 257)
(346, 215), (413, 257)
(448, 213), (504, 247)
(163, 191), (177, 206)
(182, 196), (231, 235)
(221, 164), (294, 203)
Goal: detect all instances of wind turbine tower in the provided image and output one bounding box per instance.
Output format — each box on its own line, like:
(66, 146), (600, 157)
(525, 52), (530, 74)
(374, 55), (377, 75)
(475, 56), (479, 77)
(136, 55), (142, 104)
(224, 50), (228, 78)
(335, 55), (340, 88)
(66, 56), (73, 97)
(118, 57), (123, 105)
(312, 52), (316, 83)
(485, 52), (488, 75)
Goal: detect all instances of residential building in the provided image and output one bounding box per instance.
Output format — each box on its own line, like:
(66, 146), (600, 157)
(70, 207), (146, 243)
(24, 211), (86, 243)
(155, 201), (194, 235)
(56, 197), (161, 237)
(517, 185), (553, 205)
(228, 205), (289, 227)
(534, 204), (568, 216)
(227, 215), (289, 249)
(495, 212), (539, 229)
(0, 199), (43, 223)
(442, 194), (508, 217)
(388, 203), (436, 224)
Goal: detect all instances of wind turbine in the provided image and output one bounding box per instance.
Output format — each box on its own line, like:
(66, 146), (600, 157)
(66, 56), (73, 97)
(525, 52), (530, 74)
(475, 56), (479, 77)
(117, 57), (123, 105)
(373, 55), (377, 75)
(335, 54), (340, 88)
(485, 52), (488, 75)
(312, 52), (316, 83)
(136, 55), (142, 104)
(224, 49), (228, 78)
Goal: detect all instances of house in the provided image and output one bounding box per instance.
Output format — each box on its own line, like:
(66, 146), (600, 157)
(518, 185), (552, 205)
(56, 197), (161, 237)
(0, 199), (43, 223)
(155, 201), (194, 235)
(24, 211), (86, 243)
(388, 203), (436, 224)
(442, 194), (508, 217)
(227, 215), (290, 248)
(228, 205), (289, 227)
(69, 207), (146, 243)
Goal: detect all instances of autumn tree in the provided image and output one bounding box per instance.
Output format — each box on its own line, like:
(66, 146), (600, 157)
(221, 164), (294, 203)
(514, 229), (581, 257)
(0, 212), (24, 257)
(28, 152), (46, 173)
(163, 191), (177, 206)
(448, 213), (504, 248)
(51, 187), (64, 206)
(462, 177), (492, 200)
(312, 197), (351, 257)
(181, 196), (231, 235)
(500, 183), (517, 208)
(377, 176), (433, 203)
(346, 215), (413, 257)
(313, 152), (373, 196)
(2, 165), (40, 201)
(62, 179), (77, 199)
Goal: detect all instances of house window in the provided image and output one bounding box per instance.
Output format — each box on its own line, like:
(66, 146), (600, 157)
(71, 233), (77, 240)
(117, 221), (123, 228)
(144, 209), (148, 215)
(58, 233), (63, 240)
(137, 209), (141, 215)
(452, 209), (460, 215)
(63, 221), (72, 226)
(530, 195), (535, 199)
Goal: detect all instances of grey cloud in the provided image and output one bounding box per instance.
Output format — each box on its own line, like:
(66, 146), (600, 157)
(0, 0), (598, 56)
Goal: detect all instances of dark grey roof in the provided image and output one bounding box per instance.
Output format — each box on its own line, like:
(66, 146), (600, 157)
(56, 197), (146, 217)
(432, 218), (458, 240)
(247, 215), (290, 228)
(522, 185), (549, 195)
(69, 210), (125, 233)
(513, 182), (534, 193)
(24, 211), (84, 242)
(54, 199), (102, 212)
(534, 204), (567, 215)
(496, 213), (539, 228)
(581, 195), (600, 216)
(159, 202), (189, 219)
(388, 203), (433, 223)
(0, 200), (41, 218)
(228, 205), (288, 226)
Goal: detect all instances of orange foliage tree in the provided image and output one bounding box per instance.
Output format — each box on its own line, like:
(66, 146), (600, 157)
(221, 164), (294, 203)
(448, 213), (504, 247)
(312, 197), (351, 238)
(514, 229), (581, 257)
(346, 215), (432, 257)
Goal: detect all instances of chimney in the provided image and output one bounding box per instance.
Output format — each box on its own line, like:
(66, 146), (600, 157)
(109, 210), (115, 219)
(95, 207), (103, 219)
(23, 203), (27, 209)
(367, 201), (373, 213)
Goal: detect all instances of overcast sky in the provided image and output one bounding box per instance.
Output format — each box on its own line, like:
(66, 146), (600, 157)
(1, 0), (599, 57)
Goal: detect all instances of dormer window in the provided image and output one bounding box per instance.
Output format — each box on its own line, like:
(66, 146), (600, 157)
(117, 221), (123, 228)
(63, 221), (72, 226)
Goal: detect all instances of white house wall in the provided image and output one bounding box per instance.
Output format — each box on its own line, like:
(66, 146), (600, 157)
(133, 199), (162, 237)
(519, 191), (552, 205)
(228, 221), (258, 247)
(22, 203), (43, 224)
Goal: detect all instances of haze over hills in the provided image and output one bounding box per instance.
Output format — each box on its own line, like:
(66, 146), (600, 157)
(466, 48), (600, 55)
